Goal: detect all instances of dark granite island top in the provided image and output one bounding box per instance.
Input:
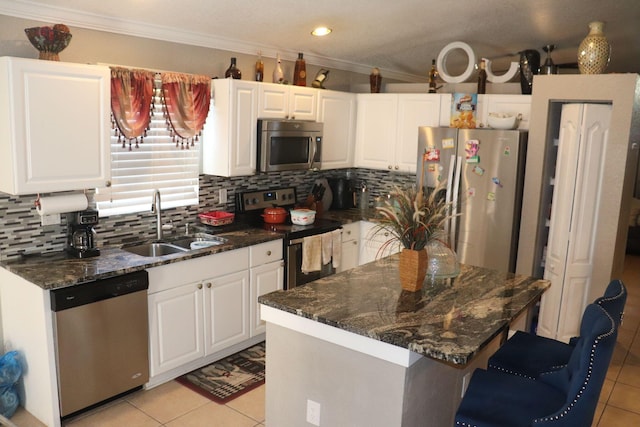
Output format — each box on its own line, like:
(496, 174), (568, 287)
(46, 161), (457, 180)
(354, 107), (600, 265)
(259, 254), (550, 366)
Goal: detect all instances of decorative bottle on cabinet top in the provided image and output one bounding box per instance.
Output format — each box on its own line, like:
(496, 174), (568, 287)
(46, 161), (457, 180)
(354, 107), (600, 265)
(273, 54), (284, 84)
(293, 53), (306, 86)
(225, 57), (241, 79)
(428, 59), (439, 93)
(369, 67), (382, 93)
(477, 59), (487, 94)
(577, 21), (611, 74)
(255, 52), (264, 82)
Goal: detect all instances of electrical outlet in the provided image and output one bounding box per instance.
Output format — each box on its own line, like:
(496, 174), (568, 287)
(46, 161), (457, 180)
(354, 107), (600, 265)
(306, 399), (321, 426)
(219, 188), (228, 204)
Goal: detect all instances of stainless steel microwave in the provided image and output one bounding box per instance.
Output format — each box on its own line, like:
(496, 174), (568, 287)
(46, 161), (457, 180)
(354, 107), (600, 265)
(257, 120), (322, 172)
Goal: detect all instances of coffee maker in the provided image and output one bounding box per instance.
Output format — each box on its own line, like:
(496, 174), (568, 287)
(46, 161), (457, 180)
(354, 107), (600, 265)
(66, 209), (100, 258)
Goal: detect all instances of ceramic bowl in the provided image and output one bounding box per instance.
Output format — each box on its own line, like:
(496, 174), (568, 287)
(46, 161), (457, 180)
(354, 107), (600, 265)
(487, 112), (519, 130)
(290, 209), (316, 225)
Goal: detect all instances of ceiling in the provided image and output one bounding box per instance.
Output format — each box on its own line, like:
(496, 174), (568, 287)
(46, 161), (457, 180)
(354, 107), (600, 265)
(1, 0), (639, 82)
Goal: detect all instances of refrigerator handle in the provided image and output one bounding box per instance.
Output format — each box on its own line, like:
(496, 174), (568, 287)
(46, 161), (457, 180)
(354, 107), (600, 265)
(445, 154), (456, 248)
(450, 155), (463, 251)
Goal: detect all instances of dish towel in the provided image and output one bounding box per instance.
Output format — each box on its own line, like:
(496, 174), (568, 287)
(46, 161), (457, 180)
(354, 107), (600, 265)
(321, 232), (332, 266)
(301, 235), (322, 274)
(331, 229), (342, 269)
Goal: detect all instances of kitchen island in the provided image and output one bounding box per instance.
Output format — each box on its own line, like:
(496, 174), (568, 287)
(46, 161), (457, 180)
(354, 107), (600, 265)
(259, 255), (549, 427)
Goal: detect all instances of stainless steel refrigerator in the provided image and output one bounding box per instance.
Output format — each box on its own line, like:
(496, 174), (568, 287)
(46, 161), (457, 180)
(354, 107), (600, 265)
(417, 127), (528, 273)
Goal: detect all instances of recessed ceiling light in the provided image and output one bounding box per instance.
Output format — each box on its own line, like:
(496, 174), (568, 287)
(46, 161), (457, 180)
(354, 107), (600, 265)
(311, 27), (332, 37)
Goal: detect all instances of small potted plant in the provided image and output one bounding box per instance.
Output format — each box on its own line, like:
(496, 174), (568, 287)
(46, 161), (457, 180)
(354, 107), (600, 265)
(374, 182), (453, 291)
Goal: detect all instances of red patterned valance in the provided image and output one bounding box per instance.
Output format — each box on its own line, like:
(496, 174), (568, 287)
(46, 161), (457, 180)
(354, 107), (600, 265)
(160, 73), (211, 149)
(110, 67), (155, 150)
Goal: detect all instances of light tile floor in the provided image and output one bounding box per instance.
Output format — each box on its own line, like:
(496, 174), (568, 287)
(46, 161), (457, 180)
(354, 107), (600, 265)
(10, 255), (640, 426)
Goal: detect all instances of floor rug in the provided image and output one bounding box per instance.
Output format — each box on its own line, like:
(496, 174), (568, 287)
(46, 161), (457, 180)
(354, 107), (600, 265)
(176, 342), (265, 404)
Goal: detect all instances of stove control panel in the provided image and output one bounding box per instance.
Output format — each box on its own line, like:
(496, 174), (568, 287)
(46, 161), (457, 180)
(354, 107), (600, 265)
(236, 187), (297, 212)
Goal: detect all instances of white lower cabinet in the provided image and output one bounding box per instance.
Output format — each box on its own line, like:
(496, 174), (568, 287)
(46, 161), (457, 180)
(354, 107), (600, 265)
(204, 270), (250, 355)
(249, 240), (284, 336)
(148, 280), (204, 376)
(250, 262), (284, 336)
(338, 222), (360, 273)
(147, 239), (282, 386)
(359, 221), (400, 266)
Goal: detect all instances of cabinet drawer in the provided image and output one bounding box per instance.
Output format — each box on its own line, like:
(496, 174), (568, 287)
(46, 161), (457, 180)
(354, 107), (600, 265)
(250, 239), (283, 267)
(148, 248), (249, 294)
(341, 222), (360, 241)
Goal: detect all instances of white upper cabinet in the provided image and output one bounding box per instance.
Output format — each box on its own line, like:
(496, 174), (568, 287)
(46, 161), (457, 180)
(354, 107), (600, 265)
(355, 94), (441, 172)
(476, 94), (532, 130)
(202, 79), (259, 177)
(258, 83), (317, 120)
(0, 57), (111, 195)
(318, 90), (357, 170)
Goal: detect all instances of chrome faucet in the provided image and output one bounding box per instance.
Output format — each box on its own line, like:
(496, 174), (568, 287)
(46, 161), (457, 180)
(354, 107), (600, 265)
(152, 189), (162, 240)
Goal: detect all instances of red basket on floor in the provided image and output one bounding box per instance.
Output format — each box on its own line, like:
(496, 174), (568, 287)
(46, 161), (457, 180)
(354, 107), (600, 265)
(198, 211), (235, 226)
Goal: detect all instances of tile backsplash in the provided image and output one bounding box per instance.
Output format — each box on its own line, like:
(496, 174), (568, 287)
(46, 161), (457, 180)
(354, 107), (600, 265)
(0, 168), (414, 261)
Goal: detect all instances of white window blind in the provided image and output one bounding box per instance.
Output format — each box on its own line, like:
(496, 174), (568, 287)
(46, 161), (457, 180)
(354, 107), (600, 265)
(96, 79), (200, 217)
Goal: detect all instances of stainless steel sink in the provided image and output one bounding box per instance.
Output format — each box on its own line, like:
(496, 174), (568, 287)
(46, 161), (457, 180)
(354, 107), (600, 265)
(122, 233), (228, 257)
(123, 242), (188, 257)
(171, 233), (228, 250)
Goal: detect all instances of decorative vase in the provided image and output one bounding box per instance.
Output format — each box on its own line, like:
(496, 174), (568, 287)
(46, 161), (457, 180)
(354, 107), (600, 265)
(398, 248), (428, 292)
(577, 21), (611, 74)
(518, 49), (540, 95)
(426, 240), (460, 279)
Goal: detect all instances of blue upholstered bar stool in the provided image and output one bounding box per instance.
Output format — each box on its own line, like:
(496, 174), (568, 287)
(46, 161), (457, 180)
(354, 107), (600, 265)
(487, 279), (626, 379)
(455, 303), (617, 426)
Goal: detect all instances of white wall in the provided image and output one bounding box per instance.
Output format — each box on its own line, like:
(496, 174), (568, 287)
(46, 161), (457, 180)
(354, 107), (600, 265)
(0, 14), (380, 92)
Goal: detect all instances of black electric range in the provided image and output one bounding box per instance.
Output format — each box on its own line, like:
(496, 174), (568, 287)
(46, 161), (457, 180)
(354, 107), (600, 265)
(236, 187), (342, 289)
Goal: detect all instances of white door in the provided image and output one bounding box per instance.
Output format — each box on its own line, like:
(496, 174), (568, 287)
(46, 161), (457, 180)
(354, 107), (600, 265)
(1, 58), (110, 194)
(318, 91), (356, 169)
(539, 103), (612, 341)
(204, 270), (250, 354)
(250, 261), (284, 336)
(258, 84), (289, 119)
(148, 282), (204, 376)
(355, 94), (398, 170)
(395, 94), (441, 172)
(288, 86), (318, 121)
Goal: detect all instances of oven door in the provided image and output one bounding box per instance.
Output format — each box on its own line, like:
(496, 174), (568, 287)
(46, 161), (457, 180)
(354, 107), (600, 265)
(285, 237), (335, 289)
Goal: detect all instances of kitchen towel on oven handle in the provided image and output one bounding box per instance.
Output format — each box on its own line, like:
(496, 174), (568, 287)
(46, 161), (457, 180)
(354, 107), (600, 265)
(301, 235), (322, 274)
(320, 230), (342, 268)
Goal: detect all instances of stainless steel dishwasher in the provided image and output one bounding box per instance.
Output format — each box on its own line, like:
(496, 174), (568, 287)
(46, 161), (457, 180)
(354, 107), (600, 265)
(51, 270), (149, 418)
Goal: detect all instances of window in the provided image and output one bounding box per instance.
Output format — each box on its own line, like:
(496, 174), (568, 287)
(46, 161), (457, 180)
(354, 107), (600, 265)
(95, 78), (200, 217)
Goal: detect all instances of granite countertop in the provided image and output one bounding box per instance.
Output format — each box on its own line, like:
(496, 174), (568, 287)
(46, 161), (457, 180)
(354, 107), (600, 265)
(320, 207), (379, 223)
(259, 254), (550, 365)
(0, 209), (381, 291)
(1, 228), (282, 290)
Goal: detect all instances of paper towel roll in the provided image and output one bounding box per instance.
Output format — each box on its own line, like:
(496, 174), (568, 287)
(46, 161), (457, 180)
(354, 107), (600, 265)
(36, 194), (88, 216)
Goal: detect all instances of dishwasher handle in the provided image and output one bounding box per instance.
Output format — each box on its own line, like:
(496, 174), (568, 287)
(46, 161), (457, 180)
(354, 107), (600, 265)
(51, 270), (149, 312)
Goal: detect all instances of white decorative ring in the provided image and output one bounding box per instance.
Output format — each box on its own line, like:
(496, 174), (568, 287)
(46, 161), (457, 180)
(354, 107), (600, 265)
(484, 59), (520, 83)
(437, 42), (476, 83)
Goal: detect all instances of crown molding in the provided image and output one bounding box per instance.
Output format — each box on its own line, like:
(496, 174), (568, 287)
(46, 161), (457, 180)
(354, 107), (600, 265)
(0, 0), (426, 83)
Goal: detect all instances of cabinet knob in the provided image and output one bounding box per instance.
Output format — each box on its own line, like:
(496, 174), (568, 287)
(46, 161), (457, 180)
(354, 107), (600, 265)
(197, 283), (203, 289)
(266, 250), (272, 256)
(394, 165), (399, 170)
(346, 230), (351, 235)
(352, 241), (358, 245)
(388, 165), (393, 170)
(384, 232), (389, 237)
(206, 282), (212, 288)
